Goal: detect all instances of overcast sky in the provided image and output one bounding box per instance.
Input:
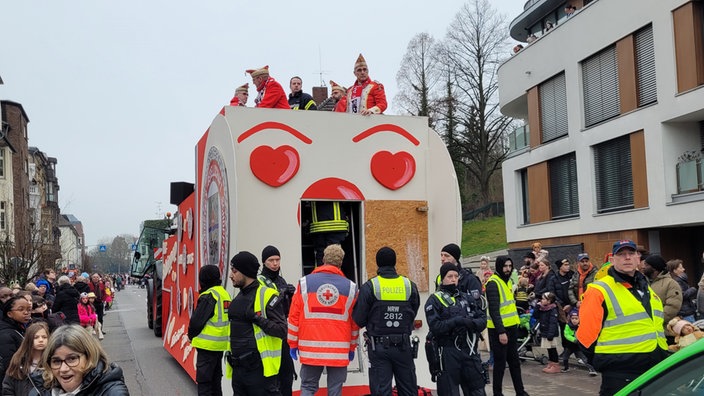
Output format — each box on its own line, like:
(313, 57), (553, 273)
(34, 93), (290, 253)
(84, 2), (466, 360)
(1, 1), (523, 248)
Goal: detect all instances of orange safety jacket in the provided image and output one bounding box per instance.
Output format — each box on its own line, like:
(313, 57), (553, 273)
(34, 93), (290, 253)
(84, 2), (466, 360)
(288, 265), (359, 367)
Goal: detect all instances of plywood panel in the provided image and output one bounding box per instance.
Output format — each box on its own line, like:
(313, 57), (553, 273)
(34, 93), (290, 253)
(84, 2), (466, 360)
(364, 200), (429, 292)
(527, 162), (550, 223)
(630, 130), (649, 208)
(617, 35), (637, 114)
(528, 86), (541, 148)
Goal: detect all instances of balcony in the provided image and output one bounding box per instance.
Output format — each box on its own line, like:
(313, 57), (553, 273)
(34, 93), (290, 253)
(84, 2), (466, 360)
(508, 124), (530, 153)
(676, 158), (704, 194)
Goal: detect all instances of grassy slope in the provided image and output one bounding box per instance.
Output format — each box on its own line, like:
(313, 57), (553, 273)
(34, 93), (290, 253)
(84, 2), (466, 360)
(461, 216), (508, 257)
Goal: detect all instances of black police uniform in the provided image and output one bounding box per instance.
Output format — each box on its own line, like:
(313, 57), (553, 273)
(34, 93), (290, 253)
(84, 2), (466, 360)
(435, 266), (483, 298)
(352, 266), (420, 396)
(259, 266), (297, 396)
(425, 284), (487, 396)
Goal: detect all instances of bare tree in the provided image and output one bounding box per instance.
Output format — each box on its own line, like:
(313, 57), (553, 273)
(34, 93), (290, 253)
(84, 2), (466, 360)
(86, 235), (136, 274)
(0, 224), (47, 286)
(394, 32), (443, 127)
(439, 0), (514, 207)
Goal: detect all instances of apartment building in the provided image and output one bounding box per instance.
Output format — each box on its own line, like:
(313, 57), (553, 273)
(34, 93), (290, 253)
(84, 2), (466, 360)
(498, 0), (704, 273)
(29, 147), (61, 268)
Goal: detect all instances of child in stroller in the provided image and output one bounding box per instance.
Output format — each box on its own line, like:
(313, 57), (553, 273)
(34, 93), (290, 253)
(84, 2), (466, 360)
(516, 304), (548, 364)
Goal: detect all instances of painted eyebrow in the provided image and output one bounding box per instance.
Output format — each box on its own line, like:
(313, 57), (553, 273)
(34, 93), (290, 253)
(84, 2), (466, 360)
(352, 124), (420, 146)
(237, 121), (313, 144)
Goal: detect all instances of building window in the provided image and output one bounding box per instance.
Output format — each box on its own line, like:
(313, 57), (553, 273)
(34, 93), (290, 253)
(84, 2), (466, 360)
(0, 202), (5, 231)
(549, 153), (579, 219)
(582, 45), (620, 127)
(519, 168), (529, 225)
(635, 25), (657, 106)
(594, 135), (633, 213)
(0, 148), (4, 178)
(540, 72), (568, 143)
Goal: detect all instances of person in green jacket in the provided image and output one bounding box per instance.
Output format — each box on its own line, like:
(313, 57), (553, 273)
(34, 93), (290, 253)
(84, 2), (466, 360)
(562, 310), (597, 375)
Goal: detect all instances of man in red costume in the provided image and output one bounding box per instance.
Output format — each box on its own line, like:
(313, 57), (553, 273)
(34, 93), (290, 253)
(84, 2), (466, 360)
(335, 54), (387, 115)
(246, 65), (290, 109)
(229, 83), (249, 107)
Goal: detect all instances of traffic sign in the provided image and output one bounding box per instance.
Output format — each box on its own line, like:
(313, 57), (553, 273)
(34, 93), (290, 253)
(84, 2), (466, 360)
(99, 245), (107, 252)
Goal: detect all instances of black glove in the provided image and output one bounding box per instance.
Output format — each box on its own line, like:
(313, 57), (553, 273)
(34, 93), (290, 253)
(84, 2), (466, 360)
(285, 284), (296, 297)
(463, 318), (475, 332)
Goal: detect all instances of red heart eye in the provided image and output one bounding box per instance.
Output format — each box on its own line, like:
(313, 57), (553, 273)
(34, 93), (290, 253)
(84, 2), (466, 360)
(249, 145), (300, 187)
(370, 151), (416, 190)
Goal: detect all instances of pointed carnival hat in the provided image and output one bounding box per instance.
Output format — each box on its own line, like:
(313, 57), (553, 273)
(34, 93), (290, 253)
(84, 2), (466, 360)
(245, 65), (270, 78)
(354, 54), (367, 70)
(329, 80), (346, 93)
(235, 83), (249, 93)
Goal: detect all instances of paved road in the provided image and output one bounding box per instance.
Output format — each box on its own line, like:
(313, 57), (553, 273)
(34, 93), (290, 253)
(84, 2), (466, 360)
(487, 356), (602, 395)
(102, 284), (600, 396)
(101, 284), (197, 396)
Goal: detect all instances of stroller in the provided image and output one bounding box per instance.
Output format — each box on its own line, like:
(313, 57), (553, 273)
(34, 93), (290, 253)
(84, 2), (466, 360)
(516, 306), (549, 364)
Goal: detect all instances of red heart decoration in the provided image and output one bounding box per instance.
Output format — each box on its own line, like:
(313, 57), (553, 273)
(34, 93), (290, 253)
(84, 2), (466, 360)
(370, 151), (416, 190)
(249, 145), (300, 187)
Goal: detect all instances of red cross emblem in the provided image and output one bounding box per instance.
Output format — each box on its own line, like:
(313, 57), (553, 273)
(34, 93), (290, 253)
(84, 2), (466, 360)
(316, 284), (340, 306)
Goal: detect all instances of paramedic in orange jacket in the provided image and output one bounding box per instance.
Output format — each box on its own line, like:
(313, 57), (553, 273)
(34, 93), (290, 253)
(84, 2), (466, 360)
(246, 65), (290, 109)
(334, 53), (387, 115)
(288, 244), (359, 396)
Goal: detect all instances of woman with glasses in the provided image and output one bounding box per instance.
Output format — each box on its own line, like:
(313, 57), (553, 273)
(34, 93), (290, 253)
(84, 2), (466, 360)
(0, 296), (32, 383)
(31, 324), (129, 395)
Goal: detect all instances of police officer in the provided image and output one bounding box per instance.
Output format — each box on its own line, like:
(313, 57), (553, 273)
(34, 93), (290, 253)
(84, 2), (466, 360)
(352, 247), (420, 396)
(434, 243), (482, 298)
(228, 251), (288, 396)
(188, 265), (231, 396)
(258, 245), (297, 396)
(426, 263), (487, 396)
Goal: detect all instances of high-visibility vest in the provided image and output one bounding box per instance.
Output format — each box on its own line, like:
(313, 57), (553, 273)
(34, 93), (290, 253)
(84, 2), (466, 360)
(589, 276), (667, 354)
(253, 284), (283, 377)
(485, 274), (520, 328)
(258, 275), (278, 291)
(369, 276), (414, 335)
(433, 290), (456, 307)
(310, 202), (349, 233)
(190, 285), (231, 351)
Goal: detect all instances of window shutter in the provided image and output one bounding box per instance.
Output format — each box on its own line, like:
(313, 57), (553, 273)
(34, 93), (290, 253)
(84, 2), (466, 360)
(549, 153), (579, 219)
(540, 73), (568, 143)
(595, 135), (633, 212)
(636, 25), (657, 106)
(583, 46), (620, 127)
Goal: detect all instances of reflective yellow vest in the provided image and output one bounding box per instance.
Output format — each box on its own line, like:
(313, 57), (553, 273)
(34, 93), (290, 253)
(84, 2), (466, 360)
(589, 276), (667, 354)
(310, 202), (349, 233)
(485, 274), (520, 328)
(254, 285), (283, 377)
(433, 291), (456, 307)
(190, 285), (231, 351)
(371, 276), (411, 301)
(258, 275), (278, 291)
